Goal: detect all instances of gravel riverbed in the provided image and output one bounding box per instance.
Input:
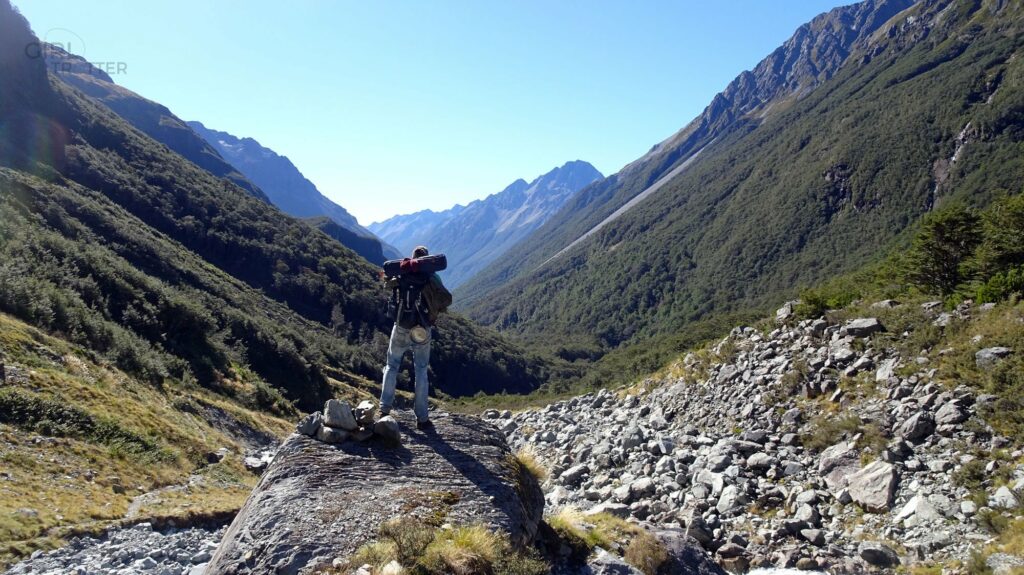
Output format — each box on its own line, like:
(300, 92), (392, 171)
(4, 523), (224, 575)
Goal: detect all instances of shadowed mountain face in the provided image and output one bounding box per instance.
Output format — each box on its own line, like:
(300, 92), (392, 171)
(370, 160), (603, 287)
(44, 47), (397, 265)
(458, 0), (1024, 351)
(44, 45), (398, 265)
(189, 121), (399, 264)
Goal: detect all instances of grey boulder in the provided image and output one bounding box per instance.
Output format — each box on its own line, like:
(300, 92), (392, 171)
(935, 401), (970, 425)
(652, 527), (727, 575)
(991, 485), (1020, 509)
(372, 416), (401, 443)
(206, 414), (544, 574)
(844, 318), (883, 337)
(587, 549), (644, 575)
(354, 400), (377, 426)
(977, 347), (1013, 369)
(899, 411), (935, 442)
(859, 541), (900, 567)
(818, 441), (860, 490)
(847, 461), (898, 512)
(295, 412), (322, 437)
(323, 399), (358, 431)
(315, 426), (349, 444)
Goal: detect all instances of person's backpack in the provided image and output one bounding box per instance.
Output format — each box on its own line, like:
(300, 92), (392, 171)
(383, 254), (451, 327)
(383, 254), (447, 277)
(390, 272), (431, 328)
(422, 275), (453, 324)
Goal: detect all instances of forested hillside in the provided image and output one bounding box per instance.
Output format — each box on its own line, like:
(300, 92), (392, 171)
(460, 0), (1024, 365)
(457, 0), (918, 308)
(0, 0), (553, 412)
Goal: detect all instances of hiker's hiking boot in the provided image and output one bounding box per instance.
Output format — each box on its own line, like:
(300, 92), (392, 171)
(416, 419), (433, 430)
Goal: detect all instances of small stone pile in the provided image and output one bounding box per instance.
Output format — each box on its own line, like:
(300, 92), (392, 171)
(498, 301), (1022, 573)
(296, 399), (401, 444)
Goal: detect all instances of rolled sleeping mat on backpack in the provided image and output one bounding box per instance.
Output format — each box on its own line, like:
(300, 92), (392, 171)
(383, 254), (447, 276)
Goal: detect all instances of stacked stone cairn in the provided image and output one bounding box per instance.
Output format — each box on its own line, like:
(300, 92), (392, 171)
(296, 399), (402, 444)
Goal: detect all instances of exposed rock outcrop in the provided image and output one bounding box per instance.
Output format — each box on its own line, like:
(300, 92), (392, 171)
(206, 412), (544, 575)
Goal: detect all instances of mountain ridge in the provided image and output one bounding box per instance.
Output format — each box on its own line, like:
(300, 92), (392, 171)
(458, 0), (1024, 356)
(188, 120), (401, 264)
(371, 160), (602, 287)
(457, 0), (919, 308)
(42, 44), (268, 202)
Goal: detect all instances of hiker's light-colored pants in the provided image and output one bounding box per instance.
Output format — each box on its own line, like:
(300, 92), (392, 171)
(379, 324), (431, 422)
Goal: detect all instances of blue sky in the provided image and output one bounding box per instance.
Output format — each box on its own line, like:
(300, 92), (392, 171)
(17, 1), (845, 224)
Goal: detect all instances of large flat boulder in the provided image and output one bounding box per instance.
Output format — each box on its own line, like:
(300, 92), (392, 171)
(818, 441), (860, 490)
(848, 461), (899, 512)
(843, 318), (884, 338)
(976, 347), (1013, 369)
(206, 412), (544, 575)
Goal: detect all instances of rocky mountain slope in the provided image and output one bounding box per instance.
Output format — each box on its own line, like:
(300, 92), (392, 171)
(494, 297), (1024, 572)
(189, 121), (399, 264)
(0, 311), (289, 567)
(370, 161), (602, 287)
(459, 0), (1024, 356)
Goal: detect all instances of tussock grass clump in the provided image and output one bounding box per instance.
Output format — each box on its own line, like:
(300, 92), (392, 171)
(420, 525), (500, 575)
(544, 510), (668, 575)
(623, 528), (669, 575)
(803, 412), (887, 455)
(347, 540), (400, 573)
(545, 507), (594, 560)
(341, 519), (547, 575)
(512, 445), (549, 484)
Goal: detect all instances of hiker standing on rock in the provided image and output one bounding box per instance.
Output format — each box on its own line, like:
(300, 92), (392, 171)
(379, 246), (452, 429)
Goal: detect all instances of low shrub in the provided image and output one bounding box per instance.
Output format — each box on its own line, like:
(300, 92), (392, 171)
(623, 528), (669, 575)
(378, 517), (435, 567)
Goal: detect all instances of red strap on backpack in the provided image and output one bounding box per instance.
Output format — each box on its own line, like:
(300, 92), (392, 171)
(399, 258), (420, 273)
